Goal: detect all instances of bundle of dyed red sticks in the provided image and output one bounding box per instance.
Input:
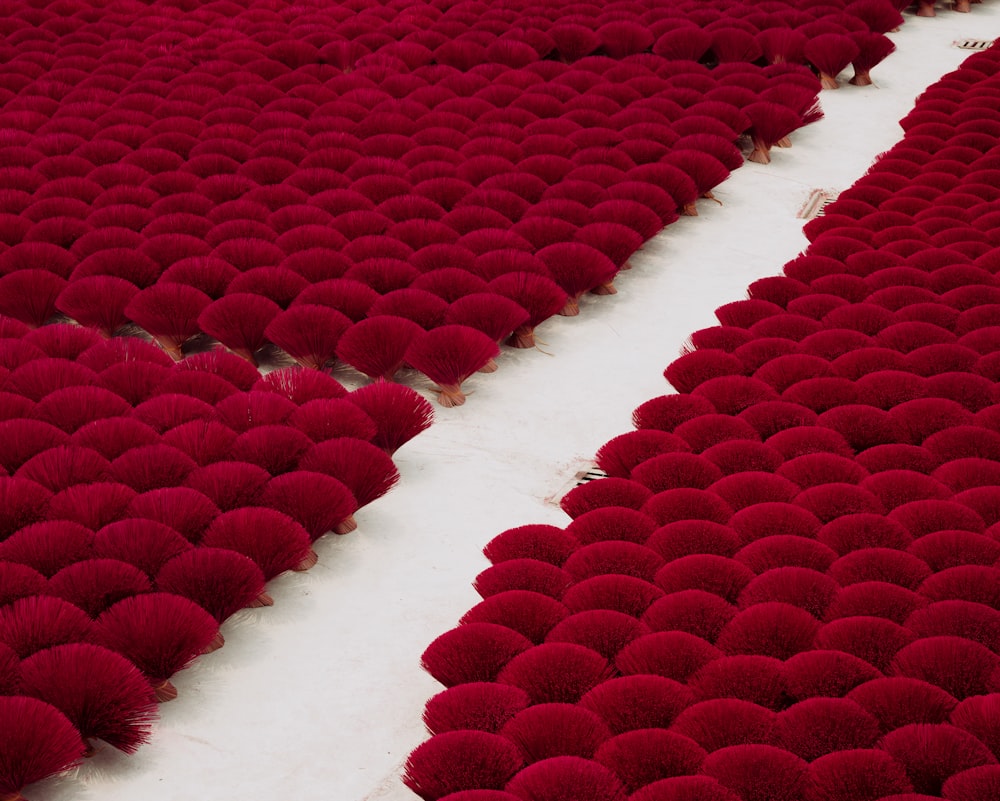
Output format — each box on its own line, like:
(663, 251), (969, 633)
(406, 44), (1000, 801)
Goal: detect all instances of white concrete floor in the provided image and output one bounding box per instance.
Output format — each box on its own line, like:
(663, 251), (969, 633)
(29, 7), (1000, 801)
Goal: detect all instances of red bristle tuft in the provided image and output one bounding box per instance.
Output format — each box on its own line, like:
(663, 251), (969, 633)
(734, 535), (837, 575)
(654, 26), (713, 61)
(891, 500), (987, 538)
(32, 385), (132, 434)
(253, 366), (347, 403)
(198, 293), (281, 365)
(174, 350), (261, 392)
(642, 486), (736, 527)
(421, 622), (534, 687)
(47, 559), (151, 618)
(77, 337), (174, 371)
(215, 391), (297, 433)
(829, 548), (931, 589)
(335, 315), (423, 381)
(561, 571), (664, 617)
(183, 461), (272, 512)
(0, 696), (85, 799)
(160, 420), (238, 466)
(500, 703), (611, 762)
(689, 376), (779, 416)
(942, 766), (1000, 801)
(826, 580), (926, 623)
(132, 393), (216, 433)
(877, 724), (997, 796)
(654, 554), (753, 605)
(949, 695), (1000, 758)
(534, 242), (618, 313)
(23, 325), (101, 361)
(261, 469), (359, 539)
(615, 630), (721, 683)
(729, 503), (822, 544)
(488, 272), (568, 348)
(576, 674), (695, 740)
(850, 32), (896, 86)
(0, 560), (47, 608)
(44, 480), (136, 531)
(906, 600), (1000, 652)
(703, 440), (785, 476)
(0, 518), (92, 579)
(675, 681), (781, 750)
(743, 102), (804, 164)
(630, 775), (743, 801)
(545, 607), (649, 659)
(771, 697), (882, 760)
(562, 540), (663, 583)
(98, 360), (171, 405)
(688, 654), (789, 710)
(54, 276), (138, 337)
(497, 642), (614, 704)
(6, 358), (98, 403)
(368, 289), (449, 330)
(109, 444), (198, 494)
(411, 268), (488, 302)
(156, 547), (268, 622)
(403, 730), (524, 801)
(475, 559), (571, 600)
(710, 471), (800, 509)
(92, 592), (219, 701)
(345, 381), (433, 454)
(92, 517), (192, 578)
(815, 617), (915, 672)
(890, 636), (998, 700)
(19, 642), (157, 754)
(818, 513), (913, 555)
(127, 487), (220, 545)
(124, 284), (212, 360)
(645, 521), (740, 562)
(264, 304), (352, 371)
(633, 394), (717, 433)
(505, 755), (626, 801)
(227, 425), (314, 475)
(0, 595), (93, 658)
(405, 325), (499, 407)
(482, 525), (579, 567)
(298, 437), (399, 508)
(793, 482), (886, 523)
(715, 602), (821, 660)
(0, 270), (67, 327)
(560, 478), (652, 519)
(594, 431), (690, 480)
(287, 398), (377, 444)
(596, 729), (707, 791)
(461, 591), (569, 644)
(805, 749), (914, 801)
(424, 682), (530, 737)
(737, 567), (838, 618)
(226, 268), (309, 309)
(664, 350), (745, 395)
(200, 506), (314, 580)
(159, 257), (238, 299)
(757, 28), (807, 66)
(701, 745), (808, 801)
(16, 445), (110, 492)
(445, 293), (530, 347)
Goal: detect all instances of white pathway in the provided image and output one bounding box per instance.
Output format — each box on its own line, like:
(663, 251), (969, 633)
(32, 8), (1000, 801)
